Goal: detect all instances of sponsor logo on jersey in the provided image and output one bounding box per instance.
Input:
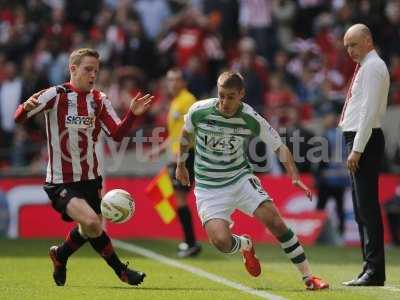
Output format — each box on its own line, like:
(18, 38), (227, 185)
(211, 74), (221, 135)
(203, 135), (241, 152)
(202, 123), (250, 135)
(65, 115), (95, 128)
(233, 127), (246, 134)
(59, 189), (67, 198)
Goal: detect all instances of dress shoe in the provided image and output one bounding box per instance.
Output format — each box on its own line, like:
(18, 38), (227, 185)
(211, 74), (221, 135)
(342, 271), (384, 286)
(357, 270), (364, 278)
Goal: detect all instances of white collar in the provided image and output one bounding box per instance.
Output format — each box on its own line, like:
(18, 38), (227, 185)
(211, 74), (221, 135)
(360, 49), (377, 65)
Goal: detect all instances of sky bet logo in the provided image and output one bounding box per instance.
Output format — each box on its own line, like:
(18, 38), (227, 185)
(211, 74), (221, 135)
(65, 115), (94, 129)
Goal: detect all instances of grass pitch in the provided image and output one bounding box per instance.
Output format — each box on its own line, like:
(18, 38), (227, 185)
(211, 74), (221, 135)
(0, 239), (399, 300)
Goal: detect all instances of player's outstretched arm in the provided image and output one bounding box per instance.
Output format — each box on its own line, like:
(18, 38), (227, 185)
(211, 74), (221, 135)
(14, 89), (48, 123)
(275, 144), (312, 201)
(101, 92), (153, 142)
(175, 129), (192, 187)
(129, 93), (153, 116)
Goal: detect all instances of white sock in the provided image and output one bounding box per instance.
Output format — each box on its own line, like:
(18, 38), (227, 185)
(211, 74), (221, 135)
(298, 261), (312, 281)
(228, 235), (252, 254)
(237, 235), (252, 251)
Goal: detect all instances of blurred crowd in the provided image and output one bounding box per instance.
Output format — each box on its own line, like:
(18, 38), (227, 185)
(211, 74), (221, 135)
(0, 0), (400, 175)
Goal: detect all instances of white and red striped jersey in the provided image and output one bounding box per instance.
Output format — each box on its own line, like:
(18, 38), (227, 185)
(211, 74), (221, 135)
(15, 83), (135, 184)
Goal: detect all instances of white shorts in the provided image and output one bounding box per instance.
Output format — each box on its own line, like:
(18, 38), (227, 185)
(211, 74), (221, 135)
(194, 174), (272, 225)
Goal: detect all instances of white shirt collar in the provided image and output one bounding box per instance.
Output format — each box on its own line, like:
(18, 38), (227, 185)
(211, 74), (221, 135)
(360, 49), (377, 65)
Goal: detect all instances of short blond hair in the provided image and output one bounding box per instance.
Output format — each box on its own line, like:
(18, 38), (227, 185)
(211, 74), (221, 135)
(69, 48), (99, 66)
(217, 71), (244, 91)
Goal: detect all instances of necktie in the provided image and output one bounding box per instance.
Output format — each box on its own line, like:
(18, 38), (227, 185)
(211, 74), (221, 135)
(339, 64), (360, 124)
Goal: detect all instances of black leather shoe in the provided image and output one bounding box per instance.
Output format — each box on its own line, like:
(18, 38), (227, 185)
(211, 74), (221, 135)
(357, 266), (366, 279)
(342, 272), (384, 286)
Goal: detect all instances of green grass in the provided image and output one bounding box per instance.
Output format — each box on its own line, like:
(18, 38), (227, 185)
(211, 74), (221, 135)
(0, 239), (399, 300)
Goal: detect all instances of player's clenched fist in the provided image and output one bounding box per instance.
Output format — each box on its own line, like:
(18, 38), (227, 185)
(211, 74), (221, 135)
(176, 163), (190, 187)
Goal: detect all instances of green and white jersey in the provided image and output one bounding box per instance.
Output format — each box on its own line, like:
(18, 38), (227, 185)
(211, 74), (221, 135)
(183, 98), (282, 188)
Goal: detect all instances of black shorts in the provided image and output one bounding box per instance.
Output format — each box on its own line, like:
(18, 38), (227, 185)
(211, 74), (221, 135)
(167, 150), (195, 193)
(43, 176), (103, 222)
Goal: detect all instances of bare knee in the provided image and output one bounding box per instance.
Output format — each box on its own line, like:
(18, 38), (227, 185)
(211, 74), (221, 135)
(209, 233), (232, 253)
(81, 215), (102, 237)
(66, 197), (103, 237)
(205, 219), (232, 253)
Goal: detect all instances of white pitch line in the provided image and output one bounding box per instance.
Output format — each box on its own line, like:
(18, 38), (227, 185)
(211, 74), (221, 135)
(113, 240), (288, 300)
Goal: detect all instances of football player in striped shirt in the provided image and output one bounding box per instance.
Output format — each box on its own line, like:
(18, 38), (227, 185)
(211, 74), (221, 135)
(15, 48), (152, 287)
(176, 71), (329, 290)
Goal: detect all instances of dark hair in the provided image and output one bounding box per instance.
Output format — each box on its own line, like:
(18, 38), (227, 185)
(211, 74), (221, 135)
(217, 71), (244, 91)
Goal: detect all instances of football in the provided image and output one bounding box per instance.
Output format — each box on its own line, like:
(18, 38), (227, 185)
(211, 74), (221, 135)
(100, 189), (135, 223)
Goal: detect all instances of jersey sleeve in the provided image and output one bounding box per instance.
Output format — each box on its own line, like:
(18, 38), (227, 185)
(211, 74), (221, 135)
(183, 99), (219, 133)
(183, 103), (196, 133)
(98, 93), (135, 142)
(14, 87), (57, 123)
(257, 115), (283, 152)
(98, 94), (122, 134)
